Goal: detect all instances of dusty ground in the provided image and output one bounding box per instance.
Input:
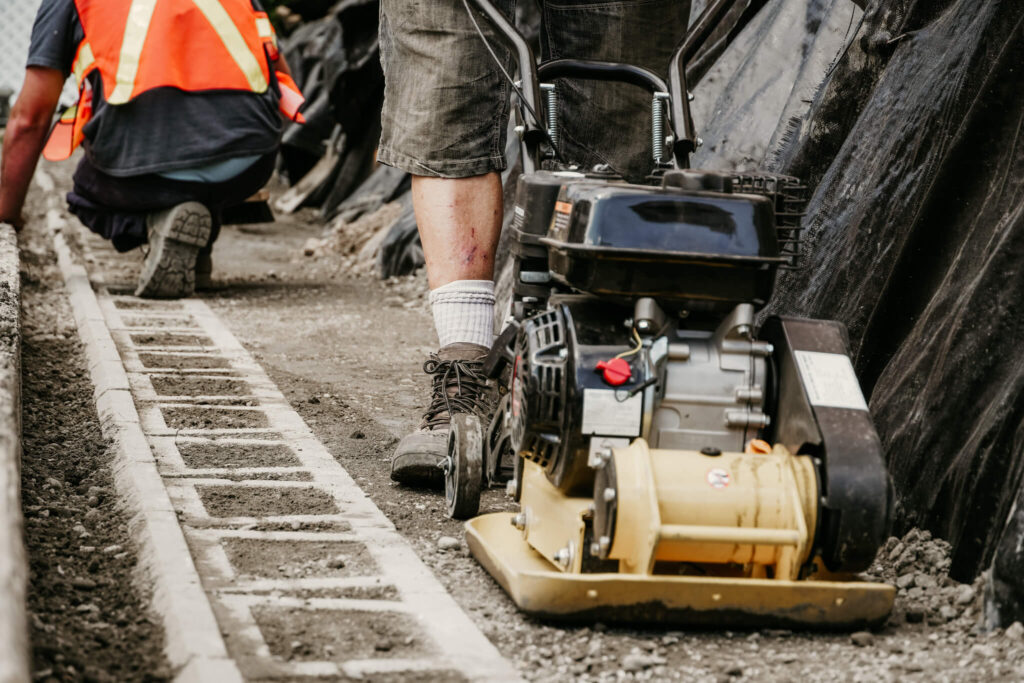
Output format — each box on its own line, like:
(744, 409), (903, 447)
(202, 206), (1024, 682)
(22, 159), (1024, 681)
(18, 189), (169, 682)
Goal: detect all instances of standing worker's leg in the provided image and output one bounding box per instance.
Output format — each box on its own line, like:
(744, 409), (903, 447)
(414, 173), (502, 347)
(378, 0), (513, 487)
(388, 174), (503, 486)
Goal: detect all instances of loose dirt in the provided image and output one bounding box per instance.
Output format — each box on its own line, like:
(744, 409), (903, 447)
(18, 204), (169, 681)
(197, 485), (339, 518)
(224, 538), (378, 578)
(176, 441), (300, 469)
(161, 406), (269, 430)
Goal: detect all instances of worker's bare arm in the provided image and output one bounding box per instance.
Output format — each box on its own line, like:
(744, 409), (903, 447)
(0, 67), (65, 229)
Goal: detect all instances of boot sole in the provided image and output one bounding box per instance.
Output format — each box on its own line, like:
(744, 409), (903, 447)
(136, 203), (211, 299)
(391, 454), (446, 490)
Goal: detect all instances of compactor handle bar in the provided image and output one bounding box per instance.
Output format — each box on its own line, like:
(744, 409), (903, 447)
(466, 0), (697, 172)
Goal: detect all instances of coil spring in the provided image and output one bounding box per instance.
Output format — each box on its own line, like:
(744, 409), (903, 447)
(541, 83), (558, 152)
(652, 93), (669, 164)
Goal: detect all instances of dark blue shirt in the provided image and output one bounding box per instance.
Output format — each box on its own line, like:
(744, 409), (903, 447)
(27, 0), (282, 177)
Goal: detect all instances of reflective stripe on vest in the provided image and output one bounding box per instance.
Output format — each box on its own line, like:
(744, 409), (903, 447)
(75, 0), (271, 104)
(43, 1), (305, 161)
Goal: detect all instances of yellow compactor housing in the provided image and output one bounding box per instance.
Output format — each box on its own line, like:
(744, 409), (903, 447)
(468, 443), (894, 627)
(590, 441), (818, 581)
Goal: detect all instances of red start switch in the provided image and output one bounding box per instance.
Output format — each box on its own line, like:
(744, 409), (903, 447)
(595, 358), (632, 386)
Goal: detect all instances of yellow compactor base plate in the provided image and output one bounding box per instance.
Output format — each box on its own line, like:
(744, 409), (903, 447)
(466, 512), (895, 629)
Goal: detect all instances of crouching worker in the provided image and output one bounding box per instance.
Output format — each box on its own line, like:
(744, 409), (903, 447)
(0, 0), (304, 298)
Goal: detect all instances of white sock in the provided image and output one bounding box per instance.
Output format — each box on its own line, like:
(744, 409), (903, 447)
(429, 279), (495, 348)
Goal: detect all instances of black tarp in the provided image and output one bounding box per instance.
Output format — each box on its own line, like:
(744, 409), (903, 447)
(764, 0), (1024, 617)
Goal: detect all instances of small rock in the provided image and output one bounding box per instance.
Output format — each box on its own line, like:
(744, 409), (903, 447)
(374, 639), (393, 652)
(586, 639), (602, 657)
(724, 665), (744, 676)
(327, 555), (346, 569)
(922, 548), (945, 568)
(101, 544), (122, 555)
(621, 653), (665, 672)
(437, 536), (460, 551)
(46, 477), (63, 489)
(75, 604), (98, 613)
(84, 509), (100, 522)
(70, 577), (97, 590)
(86, 495), (100, 507)
(970, 644), (996, 658)
(939, 605), (958, 622)
(851, 631), (875, 647)
(72, 524), (90, 538)
(954, 584), (975, 606)
(896, 573), (915, 589)
(762, 629), (791, 638)
(1005, 621), (1024, 641)
(914, 573), (937, 589)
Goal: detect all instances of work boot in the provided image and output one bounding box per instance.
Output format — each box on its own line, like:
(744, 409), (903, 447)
(135, 202), (211, 299)
(391, 342), (491, 489)
(195, 248), (213, 291)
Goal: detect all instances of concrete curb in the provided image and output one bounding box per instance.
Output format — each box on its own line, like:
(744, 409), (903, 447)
(0, 223), (27, 683)
(46, 211), (243, 683)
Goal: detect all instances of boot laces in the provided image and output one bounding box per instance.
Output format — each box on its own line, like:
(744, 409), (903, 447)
(420, 355), (489, 430)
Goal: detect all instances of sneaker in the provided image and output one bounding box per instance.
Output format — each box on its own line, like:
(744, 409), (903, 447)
(391, 342), (491, 488)
(135, 202), (211, 298)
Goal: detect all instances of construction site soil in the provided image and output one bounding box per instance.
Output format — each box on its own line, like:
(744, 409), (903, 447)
(205, 207), (1024, 682)
(18, 198), (169, 681)
(18, 163), (1024, 681)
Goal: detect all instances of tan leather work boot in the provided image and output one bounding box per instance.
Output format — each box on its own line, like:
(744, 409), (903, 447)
(391, 342), (491, 489)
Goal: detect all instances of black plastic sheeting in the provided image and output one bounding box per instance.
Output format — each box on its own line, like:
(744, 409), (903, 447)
(763, 0), (1024, 621)
(279, 0), (383, 207)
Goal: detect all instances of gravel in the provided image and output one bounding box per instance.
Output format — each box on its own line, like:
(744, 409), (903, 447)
(18, 207), (169, 681)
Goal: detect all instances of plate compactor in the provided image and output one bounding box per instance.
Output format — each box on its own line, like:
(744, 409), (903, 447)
(444, 0), (896, 628)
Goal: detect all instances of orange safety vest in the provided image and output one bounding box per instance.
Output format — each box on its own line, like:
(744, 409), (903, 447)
(44, 0), (305, 162)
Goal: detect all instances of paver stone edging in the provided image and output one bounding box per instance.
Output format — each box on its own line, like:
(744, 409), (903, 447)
(0, 223), (28, 683)
(46, 211), (243, 683)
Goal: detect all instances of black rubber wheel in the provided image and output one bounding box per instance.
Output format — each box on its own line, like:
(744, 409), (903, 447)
(445, 413), (483, 519)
